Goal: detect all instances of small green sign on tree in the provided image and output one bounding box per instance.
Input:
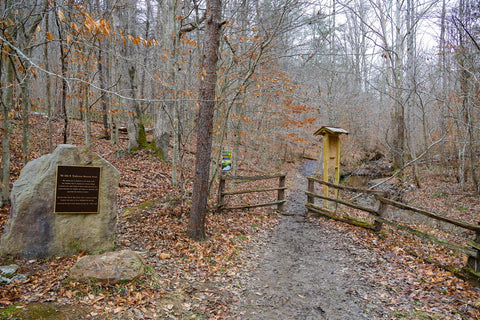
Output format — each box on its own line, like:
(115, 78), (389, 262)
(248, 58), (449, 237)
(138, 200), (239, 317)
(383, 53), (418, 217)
(221, 151), (232, 172)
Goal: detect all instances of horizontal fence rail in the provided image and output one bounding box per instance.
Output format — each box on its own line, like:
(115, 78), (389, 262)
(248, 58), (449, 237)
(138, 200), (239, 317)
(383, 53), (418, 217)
(305, 176), (480, 275)
(217, 173), (287, 212)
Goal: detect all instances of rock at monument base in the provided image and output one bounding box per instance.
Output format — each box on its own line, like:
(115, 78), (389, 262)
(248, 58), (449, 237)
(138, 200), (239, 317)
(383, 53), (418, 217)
(0, 144), (120, 259)
(0, 264), (27, 285)
(69, 250), (145, 283)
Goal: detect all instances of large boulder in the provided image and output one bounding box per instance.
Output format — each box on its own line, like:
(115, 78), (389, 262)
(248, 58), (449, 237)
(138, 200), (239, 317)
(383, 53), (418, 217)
(0, 144), (120, 259)
(69, 250), (145, 283)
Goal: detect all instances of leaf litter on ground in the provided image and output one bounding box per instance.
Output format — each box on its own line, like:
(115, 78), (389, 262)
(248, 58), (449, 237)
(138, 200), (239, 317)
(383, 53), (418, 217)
(0, 115), (479, 319)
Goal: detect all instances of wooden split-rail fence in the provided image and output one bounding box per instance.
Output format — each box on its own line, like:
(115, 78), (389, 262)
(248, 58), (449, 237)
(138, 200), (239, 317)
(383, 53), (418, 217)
(305, 176), (480, 276)
(217, 173), (286, 212)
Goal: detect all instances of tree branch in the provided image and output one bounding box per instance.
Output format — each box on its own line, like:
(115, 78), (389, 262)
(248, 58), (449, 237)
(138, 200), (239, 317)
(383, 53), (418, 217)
(453, 16), (480, 52)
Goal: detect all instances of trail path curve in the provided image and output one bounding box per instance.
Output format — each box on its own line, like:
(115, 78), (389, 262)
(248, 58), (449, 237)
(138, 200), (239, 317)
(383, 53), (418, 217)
(231, 161), (395, 319)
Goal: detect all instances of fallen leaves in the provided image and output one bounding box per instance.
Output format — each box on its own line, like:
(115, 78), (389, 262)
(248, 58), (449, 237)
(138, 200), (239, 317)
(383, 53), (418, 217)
(0, 115), (281, 319)
(1, 114), (480, 319)
(159, 252), (171, 259)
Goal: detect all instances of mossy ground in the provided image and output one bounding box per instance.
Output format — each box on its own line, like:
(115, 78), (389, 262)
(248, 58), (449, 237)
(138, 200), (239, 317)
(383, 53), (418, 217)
(0, 304), (90, 320)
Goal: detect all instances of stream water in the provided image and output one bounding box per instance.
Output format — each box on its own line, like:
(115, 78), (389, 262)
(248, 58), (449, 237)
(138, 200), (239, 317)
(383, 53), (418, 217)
(300, 160), (384, 188)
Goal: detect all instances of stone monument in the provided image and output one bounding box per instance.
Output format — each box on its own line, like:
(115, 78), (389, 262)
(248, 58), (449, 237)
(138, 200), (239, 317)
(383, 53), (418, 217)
(0, 144), (120, 259)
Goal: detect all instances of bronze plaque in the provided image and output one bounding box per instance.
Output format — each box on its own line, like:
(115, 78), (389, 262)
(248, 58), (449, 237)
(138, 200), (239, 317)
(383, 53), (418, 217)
(54, 165), (101, 214)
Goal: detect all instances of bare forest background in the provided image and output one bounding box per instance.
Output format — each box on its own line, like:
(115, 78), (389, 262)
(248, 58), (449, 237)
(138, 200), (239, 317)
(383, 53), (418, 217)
(1, 0), (479, 209)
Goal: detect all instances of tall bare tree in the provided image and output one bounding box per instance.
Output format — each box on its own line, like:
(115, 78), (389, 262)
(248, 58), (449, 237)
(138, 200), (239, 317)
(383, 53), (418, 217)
(1, 0), (47, 203)
(189, 0), (223, 241)
(451, 0), (480, 192)
(0, 0), (14, 205)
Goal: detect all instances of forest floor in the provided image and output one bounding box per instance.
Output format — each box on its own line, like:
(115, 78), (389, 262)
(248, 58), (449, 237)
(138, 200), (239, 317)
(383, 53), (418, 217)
(1, 115), (480, 319)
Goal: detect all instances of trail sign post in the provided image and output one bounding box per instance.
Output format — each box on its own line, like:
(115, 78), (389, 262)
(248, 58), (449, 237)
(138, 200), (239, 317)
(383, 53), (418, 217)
(314, 126), (348, 206)
(221, 151), (232, 172)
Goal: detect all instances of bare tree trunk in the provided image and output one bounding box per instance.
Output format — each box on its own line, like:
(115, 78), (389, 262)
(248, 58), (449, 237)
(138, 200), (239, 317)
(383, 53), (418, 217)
(154, 0), (178, 164)
(456, 0), (470, 190)
(392, 0), (405, 171)
(154, 106), (170, 161)
(97, 0), (114, 141)
(44, 11), (53, 152)
(466, 104), (479, 193)
(189, 0), (222, 241)
(0, 0), (46, 200)
(84, 82), (92, 149)
(0, 57), (14, 206)
(20, 74), (31, 163)
(126, 65), (141, 150)
(55, 3), (69, 144)
(95, 0), (110, 141)
(98, 46), (110, 140)
(459, 1), (480, 193)
(405, 0), (421, 187)
(97, 38), (110, 140)
(439, 0), (449, 170)
(0, 0), (15, 206)
(17, 1), (47, 162)
(231, 0), (248, 176)
(117, 0), (142, 150)
(232, 92), (246, 177)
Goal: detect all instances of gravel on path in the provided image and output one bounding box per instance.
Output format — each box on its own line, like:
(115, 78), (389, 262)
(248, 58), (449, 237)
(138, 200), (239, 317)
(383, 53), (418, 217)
(230, 161), (395, 319)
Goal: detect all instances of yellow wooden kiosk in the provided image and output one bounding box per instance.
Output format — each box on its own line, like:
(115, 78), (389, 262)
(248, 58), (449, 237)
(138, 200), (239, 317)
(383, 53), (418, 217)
(314, 126), (348, 206)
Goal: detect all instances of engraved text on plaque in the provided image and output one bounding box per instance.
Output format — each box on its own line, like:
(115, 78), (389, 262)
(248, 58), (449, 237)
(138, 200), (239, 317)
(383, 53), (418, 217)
(54, 165), (101, 214)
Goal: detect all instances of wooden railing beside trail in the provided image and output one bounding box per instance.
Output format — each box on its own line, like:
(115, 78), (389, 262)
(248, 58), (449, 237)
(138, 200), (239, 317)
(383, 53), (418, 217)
(305, 176), (480, 275)
(217, 173), (286, 212)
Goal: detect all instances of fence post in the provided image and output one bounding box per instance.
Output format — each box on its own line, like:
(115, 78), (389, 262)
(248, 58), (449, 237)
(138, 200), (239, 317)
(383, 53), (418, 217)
(373, 197), (386, 233)
(307, 177), (314, 206)
(217, 174), (226, 212)
(467, 222), (480, 273)
(277, 174), (286, 212)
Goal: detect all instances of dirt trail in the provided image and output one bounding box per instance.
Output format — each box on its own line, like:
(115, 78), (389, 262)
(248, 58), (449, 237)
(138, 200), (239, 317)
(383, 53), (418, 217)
(231, 161), (395, 319)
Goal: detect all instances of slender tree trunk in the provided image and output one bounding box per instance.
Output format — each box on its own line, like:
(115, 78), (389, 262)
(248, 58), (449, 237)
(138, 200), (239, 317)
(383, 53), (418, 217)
(97, 0), (112, 141)
(1, 57), (14, 206)
(458, 1), (479, 193)
(467, 106), (479, 193)
(232, 92), (246, 177)
(55, 4), (69, 144)
(439, 0), (448, 170)
(392, 0), (405, 171)
(126, 65), (141, 150)
(154, 0), (178, 164)
(20, 73), (31, 163)
(406, 0), (420, 186)
(44, 12), (54, 152)
(17, 1), (47, 162)
(154, 105), (171, 161)
(189, 0), (222, 241)
(231, 0), (248, 176)
(84, 85), (92, 149)
(108, 36), (116, 144)
(456, 0), (469, 190)
(119, 0), (142, 150)
(98, 44), (110, 140)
